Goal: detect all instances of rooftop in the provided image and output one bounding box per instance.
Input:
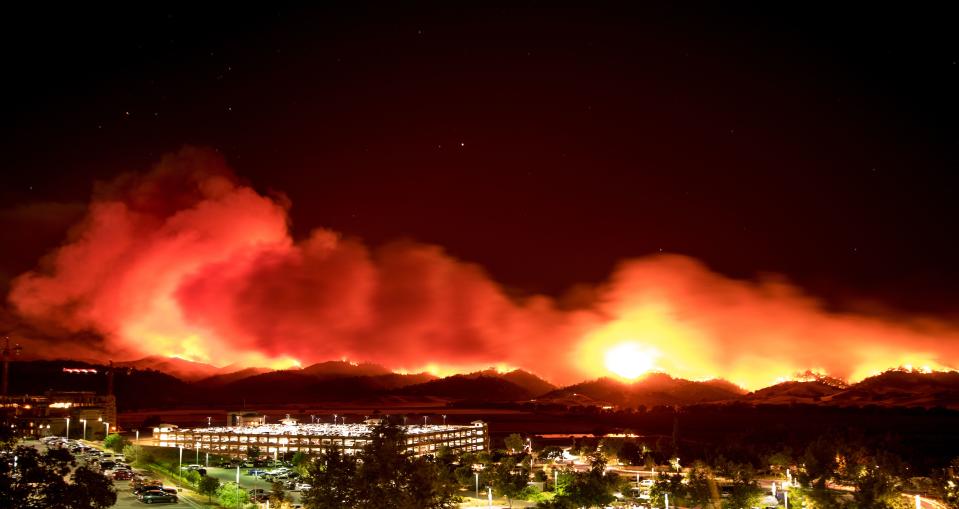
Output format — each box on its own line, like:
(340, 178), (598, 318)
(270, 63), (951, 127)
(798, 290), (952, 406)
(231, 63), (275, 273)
(173, 422), (483, 438)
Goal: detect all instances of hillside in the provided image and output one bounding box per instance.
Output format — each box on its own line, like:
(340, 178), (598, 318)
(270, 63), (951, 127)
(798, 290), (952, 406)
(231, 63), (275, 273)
(540, 373), (745, 407)
(465, 368), (556, 397)
(393, 375), (535, 401)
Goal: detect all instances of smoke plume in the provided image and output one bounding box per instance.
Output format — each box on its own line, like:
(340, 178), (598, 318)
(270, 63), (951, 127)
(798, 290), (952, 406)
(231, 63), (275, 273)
(9, 148), (959, 388)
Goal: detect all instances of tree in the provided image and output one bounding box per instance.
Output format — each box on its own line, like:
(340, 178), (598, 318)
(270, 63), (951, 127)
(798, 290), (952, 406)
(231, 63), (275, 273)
(598, 437), (624, 462)
(103, 433), (127, 453)
(650, 472), (687, 509)
(491, 458), (529, 508)
(302, 421), (461, 509)
(685, 463), (720, 509)
(291, 450), (310, 476)
(563, 456), (617, 509)
(121, 444), (140, 466)
(216, 481), (250, 508)
(67, 465), (118, 508)
(843, 451), (910, 509)
(723, 464), (762, 509)
(0, 444), (116, 508)
(797, 436), (841, 507)
(505, 433), (525, 454)
(944, 457), (959, 508)
(247, 445), (261, 463)
(540, 446), (564, 462)
(619, 441), (643, 466)
(302, 448), (358, 509)
(270, 481), (289, 506)
(198, 475), (220, 503)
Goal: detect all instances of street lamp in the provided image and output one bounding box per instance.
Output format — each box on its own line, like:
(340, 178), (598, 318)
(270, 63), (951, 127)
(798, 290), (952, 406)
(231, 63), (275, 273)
(103, 422), (109, 439)
(665, 493), (670, 509)
(65, 417), (70, 440)
(178, 446), (183, 489)
(135, 430), (140, 464)
(207, 416), (212, 427)
(333, 414), (337, 425)
(442, 414), (447, 426)
(487, 486), (493, 508)
(423, 416), (428, 426)
(80, 419), (87, 441)
(475, 472), (479, 498)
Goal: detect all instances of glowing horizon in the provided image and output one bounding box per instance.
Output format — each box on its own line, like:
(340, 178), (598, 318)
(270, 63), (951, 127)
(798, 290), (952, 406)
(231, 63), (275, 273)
(8, 148), (959, 391)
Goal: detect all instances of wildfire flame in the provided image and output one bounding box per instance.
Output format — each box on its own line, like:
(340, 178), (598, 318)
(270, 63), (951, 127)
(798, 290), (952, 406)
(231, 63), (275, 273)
(8, 148), (959, 389)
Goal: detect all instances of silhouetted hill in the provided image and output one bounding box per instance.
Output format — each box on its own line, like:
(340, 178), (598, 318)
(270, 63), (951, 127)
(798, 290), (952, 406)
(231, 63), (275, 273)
(195, 367), (274, 386)
(300, 360), (392, 378)
(747, 380), (844, 404)
(541, 373), (745, 407)
(824, 370), (959, 408)
(116, 355), (221, 382)
(393, 375), (534, 401)
(465, 368), (556, 397)
(7, 360), (189, 410)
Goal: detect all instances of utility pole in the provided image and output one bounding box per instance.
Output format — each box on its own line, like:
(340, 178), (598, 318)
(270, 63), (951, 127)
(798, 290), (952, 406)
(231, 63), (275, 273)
(2, 336), (23, 396)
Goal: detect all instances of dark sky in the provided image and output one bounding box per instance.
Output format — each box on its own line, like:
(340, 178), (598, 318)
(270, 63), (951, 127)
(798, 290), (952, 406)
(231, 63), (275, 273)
(3, 4), (958, 315)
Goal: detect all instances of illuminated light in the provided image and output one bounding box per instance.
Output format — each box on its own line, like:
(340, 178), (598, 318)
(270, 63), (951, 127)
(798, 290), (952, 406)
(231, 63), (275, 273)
(604, 343), (659, 379)
(49, 402), (73, 409)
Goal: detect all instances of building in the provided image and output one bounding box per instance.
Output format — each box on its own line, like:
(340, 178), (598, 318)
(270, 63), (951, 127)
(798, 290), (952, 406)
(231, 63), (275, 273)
(153, 418), (489, 457)
(0, 390), (117, 440)
(227, 411), (267, 427)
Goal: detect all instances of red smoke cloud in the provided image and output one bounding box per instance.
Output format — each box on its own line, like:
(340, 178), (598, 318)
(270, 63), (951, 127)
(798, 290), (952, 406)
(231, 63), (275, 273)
(9, 148), (959, 388)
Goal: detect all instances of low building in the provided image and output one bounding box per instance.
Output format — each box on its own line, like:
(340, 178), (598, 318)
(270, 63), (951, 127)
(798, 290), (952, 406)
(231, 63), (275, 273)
(227, 411), (267, 427)
(0, 391), (116, 439)
(153, 419), (489, 457)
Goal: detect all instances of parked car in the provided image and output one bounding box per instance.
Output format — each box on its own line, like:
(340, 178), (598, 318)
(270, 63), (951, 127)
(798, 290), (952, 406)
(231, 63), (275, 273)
(293, 482), (312, 492)
(113, 470), (134, 480)
(139, 489), (177, 504)
(134, 484), (165, 495)
(246, 469), (266, 477)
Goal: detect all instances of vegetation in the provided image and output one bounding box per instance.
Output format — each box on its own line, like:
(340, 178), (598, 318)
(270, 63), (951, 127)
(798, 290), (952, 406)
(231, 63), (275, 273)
(216, 481), (250, 508)
(103, 432), (128, 453)
(302, 421), (460, 509)
(504, 433), (525, 454)
(0, 431), (116, 508)
(198, 475), (221, 503)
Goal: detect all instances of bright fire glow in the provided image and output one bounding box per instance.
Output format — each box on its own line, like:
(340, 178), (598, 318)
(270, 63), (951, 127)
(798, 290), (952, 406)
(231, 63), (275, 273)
(9, 148), (959, 390)
(604, 343), (658, 379)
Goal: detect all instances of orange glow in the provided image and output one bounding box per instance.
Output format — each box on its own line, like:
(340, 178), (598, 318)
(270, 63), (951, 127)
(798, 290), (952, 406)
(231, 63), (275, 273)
(8, 148), (959, 390)
(604, 343), (659, 380)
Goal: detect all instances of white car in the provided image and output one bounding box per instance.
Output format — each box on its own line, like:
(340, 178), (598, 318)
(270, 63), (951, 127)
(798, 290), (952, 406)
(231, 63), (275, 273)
(294, 483), (312, 492)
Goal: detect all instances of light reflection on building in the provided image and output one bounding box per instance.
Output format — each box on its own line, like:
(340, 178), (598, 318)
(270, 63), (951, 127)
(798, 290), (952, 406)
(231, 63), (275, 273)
(153, 418), (489, 457)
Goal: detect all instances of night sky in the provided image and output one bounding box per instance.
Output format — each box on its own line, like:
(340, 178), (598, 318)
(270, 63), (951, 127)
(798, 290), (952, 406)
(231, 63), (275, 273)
(3, 5), (959, 383)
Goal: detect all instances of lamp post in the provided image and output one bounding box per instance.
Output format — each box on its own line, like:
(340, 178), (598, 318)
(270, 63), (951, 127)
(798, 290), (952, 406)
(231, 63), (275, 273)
(207, 416), (212, 427)
(442, 414), (447, 426)
(555, 470), (559, 491)
(235, 466), (240, 509)
(665, 493), (669, 509)
(135, 430), (139, 464)
(65, 417), (70, 440)
(178, 446), (183, 489)
(488, 486), (493, 508)
(784, 489), (789, 509)
(475, 472), (479, 498)
(423, 416), (428, 426)
(103, 422), (109, 440)
(80, 419), (87, 441)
